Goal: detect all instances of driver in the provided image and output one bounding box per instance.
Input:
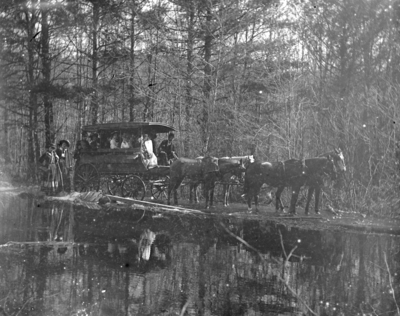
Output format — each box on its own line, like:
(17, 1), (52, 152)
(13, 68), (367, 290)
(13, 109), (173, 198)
(158, 132), (178, 165)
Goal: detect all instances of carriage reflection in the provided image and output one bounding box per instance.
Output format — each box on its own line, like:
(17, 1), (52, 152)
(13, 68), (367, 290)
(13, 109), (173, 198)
(0, 194), (399, 316)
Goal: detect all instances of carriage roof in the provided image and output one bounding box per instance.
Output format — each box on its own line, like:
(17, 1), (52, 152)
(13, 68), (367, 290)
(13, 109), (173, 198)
(82, 122), (176, 134)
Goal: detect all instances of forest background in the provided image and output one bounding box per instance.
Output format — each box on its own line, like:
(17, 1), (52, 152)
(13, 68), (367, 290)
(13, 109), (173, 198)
(0, 0), (399, 215)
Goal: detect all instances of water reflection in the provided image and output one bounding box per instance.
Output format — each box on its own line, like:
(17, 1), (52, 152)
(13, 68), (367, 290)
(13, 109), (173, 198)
(0, 192), (399, 315)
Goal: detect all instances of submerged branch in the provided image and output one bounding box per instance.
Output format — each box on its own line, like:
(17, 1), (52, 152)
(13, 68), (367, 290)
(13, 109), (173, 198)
(384, 252), (400, 315)
(219, 222), (318, 316)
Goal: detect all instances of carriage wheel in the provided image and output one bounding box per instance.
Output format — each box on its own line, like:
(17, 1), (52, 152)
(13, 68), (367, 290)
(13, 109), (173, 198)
(150, 176), (169, 201)
(106, 176), (124, 196)
(74, 164), (100, 192)
(122, 175), (146, 200)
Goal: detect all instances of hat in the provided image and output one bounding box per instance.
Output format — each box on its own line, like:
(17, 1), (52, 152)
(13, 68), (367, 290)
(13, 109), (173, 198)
(58, 139), (70, 147)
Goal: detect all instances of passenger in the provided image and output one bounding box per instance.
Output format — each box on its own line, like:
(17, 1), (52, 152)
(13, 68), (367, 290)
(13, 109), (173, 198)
(81, 132), (90, 150)
(149, 132), (157, 157)
(141, 133), (158, 168)
(121, 133), (131, 149)
(56, 140), (71, 175)
(110, 132), (119, 149)
(89, 133), (100, 149)
(99, 132), (109, 149)
(38, 142), (60, 195)
(130, 133), (141, 148)
(158, 132), (178, 165)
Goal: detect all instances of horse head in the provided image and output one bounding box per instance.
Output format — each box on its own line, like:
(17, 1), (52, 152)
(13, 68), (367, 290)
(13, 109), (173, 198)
(237, 158), (246, 171)
(243, 155), (254, 169)
(322, 148), (346, 175)
(324, 154), (337, 180)
(333, 148), (346, 173)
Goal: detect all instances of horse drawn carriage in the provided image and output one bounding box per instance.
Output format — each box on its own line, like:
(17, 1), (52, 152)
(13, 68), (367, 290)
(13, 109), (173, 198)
(72, 120), (346, 213)
(73, 122), (174, 200)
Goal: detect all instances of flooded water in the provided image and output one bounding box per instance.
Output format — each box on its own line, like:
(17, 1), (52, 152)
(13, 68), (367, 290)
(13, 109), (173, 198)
(0, 193), (399, 316)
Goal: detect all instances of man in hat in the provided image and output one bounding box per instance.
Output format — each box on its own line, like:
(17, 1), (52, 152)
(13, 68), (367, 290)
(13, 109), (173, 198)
(158, 132), (178, 165)
(38, 142), (60, 195)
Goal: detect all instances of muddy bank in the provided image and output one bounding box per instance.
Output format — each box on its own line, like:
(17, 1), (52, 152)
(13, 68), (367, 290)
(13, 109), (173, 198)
(33, 189), (400, 236)
(1, 180), (399, 236)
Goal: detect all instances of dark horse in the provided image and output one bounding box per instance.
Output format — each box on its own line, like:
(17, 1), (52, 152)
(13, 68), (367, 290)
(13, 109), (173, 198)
(217, 156), (252, 207)
(303, 148), (346, 214)
(244, 153), (340, 214)
(167, 156), (219, 209)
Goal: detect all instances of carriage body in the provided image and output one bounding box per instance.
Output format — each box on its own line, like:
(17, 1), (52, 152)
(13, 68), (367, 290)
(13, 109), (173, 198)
(74, 122), (175, 200)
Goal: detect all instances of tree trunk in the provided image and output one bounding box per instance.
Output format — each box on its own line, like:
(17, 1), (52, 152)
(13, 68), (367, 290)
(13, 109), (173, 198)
(201, 6), (213, 154)
(41, 0), (54, 145)
(143, 53), (152, 121)
(184, 1), (195, 157)
(2, 106), (10, 164)
(27, 1), (38, 180)
(90, 1), (99, 124)
(129, 2), (136, 122)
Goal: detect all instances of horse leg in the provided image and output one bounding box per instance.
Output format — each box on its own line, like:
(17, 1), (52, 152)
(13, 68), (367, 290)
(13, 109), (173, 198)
(193, 183), (199, 204)
(167, 180), (172, 205)
(289, 186), (301, 215)
(223, 184), (228, 207)
(254, 186), (261, 212)
(167, 178), (177, 205)
(314, 186), (321, 214)
(275, 186), (285, 212)
(210, 187), (214, 207)
(203, 182), (209, 209)
(168, 177), (183, 205)
(247, 187), (253, 211)
(305, 186), (314, 215)
(204, 174), (216, 209)
(189, 182), (199, 204)
(174, 185), (179, 205)
(189, 183), (193, 203)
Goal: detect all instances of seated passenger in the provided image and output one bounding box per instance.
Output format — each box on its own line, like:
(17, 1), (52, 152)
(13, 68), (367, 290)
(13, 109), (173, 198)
(81, 132), (90, 150)
(110, 133), (119, 149)
(89, 133), (100, 149)
(99, 132), (109, 149)
(141, 133), (158, 169)
(121, 133), (131, 149)
(130, 133), (141, 148)
(149, 132), (157, 157)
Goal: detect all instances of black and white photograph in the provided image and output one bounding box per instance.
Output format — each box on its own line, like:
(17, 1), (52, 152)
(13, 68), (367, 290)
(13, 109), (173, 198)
(0, 0), (400, 315)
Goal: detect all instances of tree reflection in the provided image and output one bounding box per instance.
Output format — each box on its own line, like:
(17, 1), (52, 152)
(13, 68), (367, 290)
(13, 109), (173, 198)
(0, 194), (399, 315)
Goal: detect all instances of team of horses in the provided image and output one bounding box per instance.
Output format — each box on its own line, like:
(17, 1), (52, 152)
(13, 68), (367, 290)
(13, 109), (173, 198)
(167, 148), (346, 215)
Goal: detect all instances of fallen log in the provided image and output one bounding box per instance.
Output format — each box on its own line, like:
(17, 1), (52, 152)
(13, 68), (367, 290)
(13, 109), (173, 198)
(106, 195), (207, 215)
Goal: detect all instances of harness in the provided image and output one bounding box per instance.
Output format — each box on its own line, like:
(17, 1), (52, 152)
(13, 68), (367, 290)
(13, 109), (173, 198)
(278, 159), (307, 179)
